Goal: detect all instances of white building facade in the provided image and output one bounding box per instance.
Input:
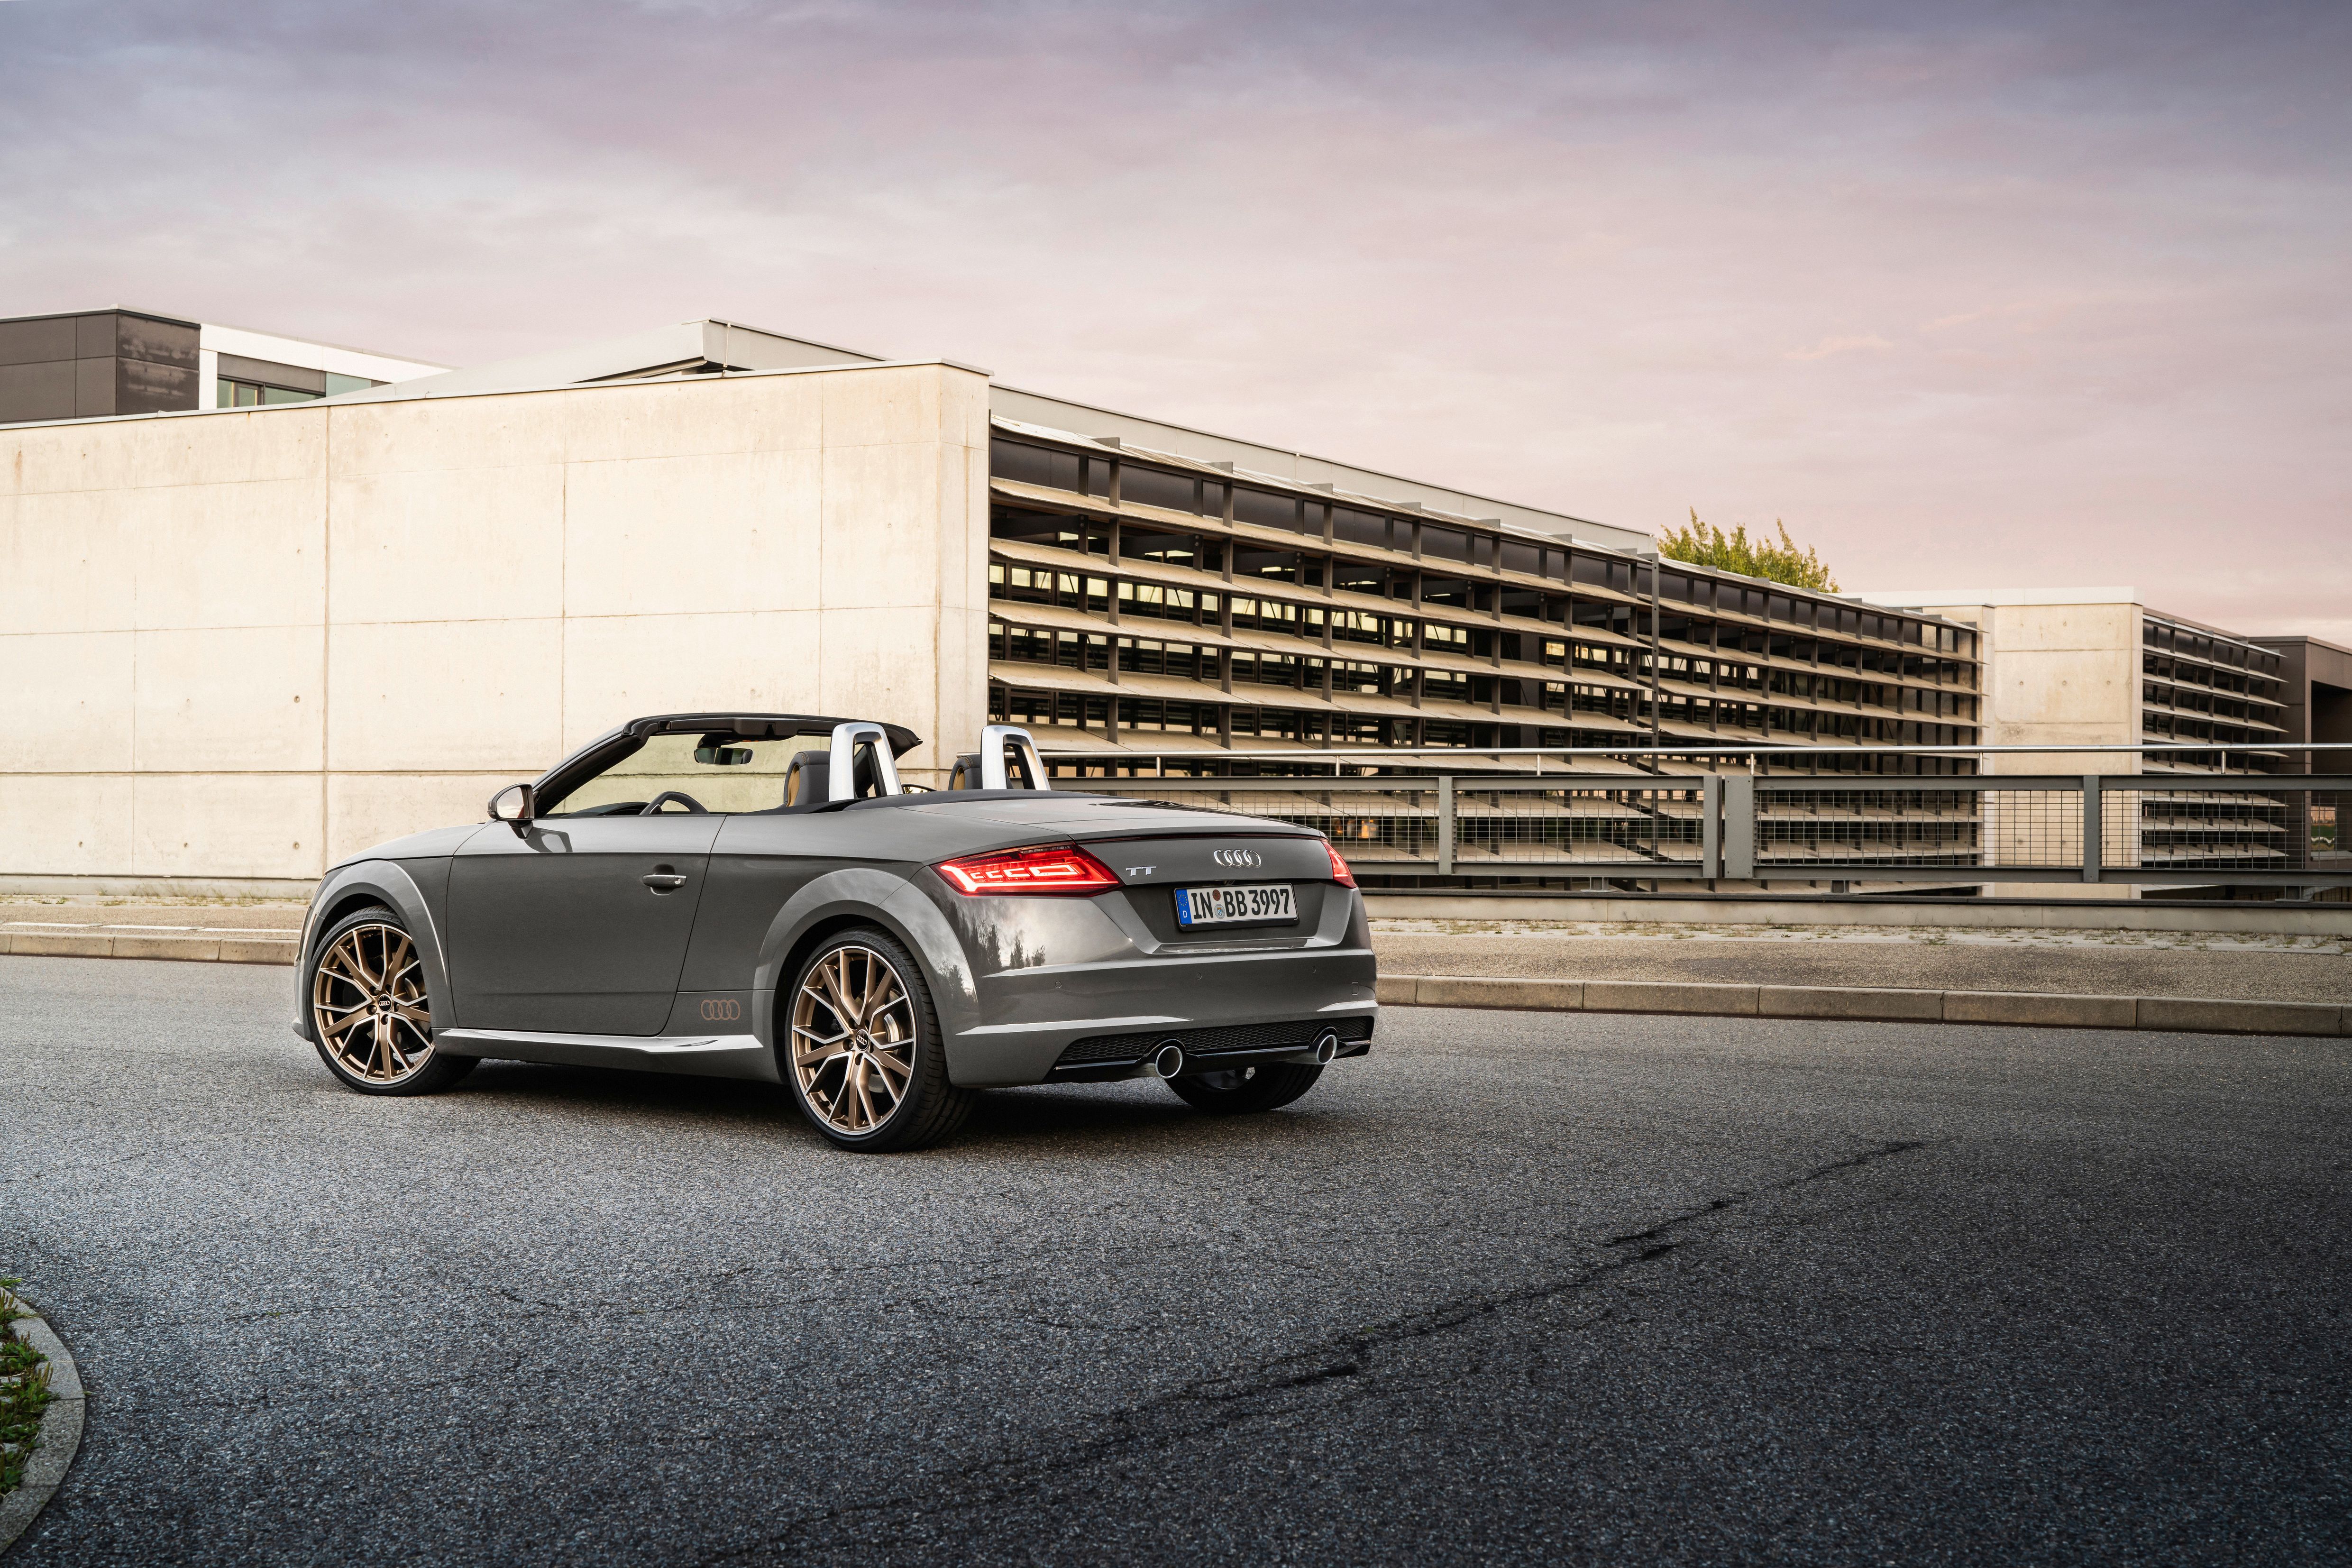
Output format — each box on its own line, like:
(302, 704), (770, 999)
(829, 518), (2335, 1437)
(2, 359), (991, 894)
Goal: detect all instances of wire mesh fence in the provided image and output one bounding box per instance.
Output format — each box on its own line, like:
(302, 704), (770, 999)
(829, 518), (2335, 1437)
(2107, 786), (2346, 874)
(1054, 753), (2352, 889)
(1453, 783), (1705, 869)
(1069, 777), (1712, 873)
(1754, 786), (1993, 871)
(1125, 783), (1448, 865)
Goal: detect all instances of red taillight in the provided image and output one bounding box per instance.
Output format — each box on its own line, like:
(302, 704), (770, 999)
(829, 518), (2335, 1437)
(1325, 841), (1357, 889)
(935, 843), (1121, 896)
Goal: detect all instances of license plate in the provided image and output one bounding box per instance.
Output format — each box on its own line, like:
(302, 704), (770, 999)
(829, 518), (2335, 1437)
(1175, 883), (1296, 927)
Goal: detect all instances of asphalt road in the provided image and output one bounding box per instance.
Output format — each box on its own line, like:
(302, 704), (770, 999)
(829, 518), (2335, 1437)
(2, 955), (2346, 1566)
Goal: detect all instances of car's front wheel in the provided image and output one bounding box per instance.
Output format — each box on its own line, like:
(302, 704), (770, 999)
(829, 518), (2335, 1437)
(306, 905), (476, 1096)
(785, 928), (974, 1152)
(1165, 1062), (1323, 1115)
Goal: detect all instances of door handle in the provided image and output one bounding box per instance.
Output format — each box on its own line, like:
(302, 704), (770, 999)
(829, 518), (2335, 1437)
(642, 872), (690, 892)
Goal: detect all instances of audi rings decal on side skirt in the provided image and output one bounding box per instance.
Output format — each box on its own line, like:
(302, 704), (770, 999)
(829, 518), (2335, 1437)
(1212, 848), (1263, 868)
(699, 998), (742, 1022)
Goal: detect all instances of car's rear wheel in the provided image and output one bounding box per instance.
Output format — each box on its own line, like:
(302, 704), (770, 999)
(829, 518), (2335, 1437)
(1165, 1061), (1323, 1115)
(306, 906), (475, 1096)
(785, 928), (974, 1152)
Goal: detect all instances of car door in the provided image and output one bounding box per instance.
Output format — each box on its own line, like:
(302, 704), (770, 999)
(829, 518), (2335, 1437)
(673, 812), (857, 997)
(447, 814), (723, 1036)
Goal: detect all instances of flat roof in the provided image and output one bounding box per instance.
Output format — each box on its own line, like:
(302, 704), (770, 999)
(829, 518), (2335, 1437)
(0, 306), (444, 373)
(1854, 587), (2142, 608)
(0, 305), (200, 329)
(322, 316), (1653, 552)
(2250, 632), (2352, 658)
(988, 385), (1647, 551)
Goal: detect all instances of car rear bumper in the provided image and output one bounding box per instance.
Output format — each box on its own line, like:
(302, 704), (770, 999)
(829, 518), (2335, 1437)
(945, 946), (1379, 1086)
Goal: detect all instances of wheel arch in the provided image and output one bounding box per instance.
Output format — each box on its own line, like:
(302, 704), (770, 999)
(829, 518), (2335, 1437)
(750, 868), (980, 1081)
(294, 860), (456, 1043)
(315, 888), (395, 942)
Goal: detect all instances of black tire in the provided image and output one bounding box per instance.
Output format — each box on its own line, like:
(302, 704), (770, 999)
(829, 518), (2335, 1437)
(1165, 1061), (1324, 1115)
(783, 927), (975, 1152)
(304, 905), (476, 1096)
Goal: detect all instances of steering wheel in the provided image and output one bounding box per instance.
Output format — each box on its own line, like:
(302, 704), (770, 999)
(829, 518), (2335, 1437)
(641, 791), (708, 815)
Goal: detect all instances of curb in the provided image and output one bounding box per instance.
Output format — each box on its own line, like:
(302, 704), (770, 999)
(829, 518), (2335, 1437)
(0, 1300), (86, 1555)
(0, 932), (295, 965)
(1377, 975), (2349, 1037)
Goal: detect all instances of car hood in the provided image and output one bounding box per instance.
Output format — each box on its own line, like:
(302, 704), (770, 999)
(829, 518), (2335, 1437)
(326, 821), (488, 873)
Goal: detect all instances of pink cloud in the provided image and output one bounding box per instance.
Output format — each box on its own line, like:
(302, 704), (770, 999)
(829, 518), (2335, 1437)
(1786, 335), (1897, 361)
(1, 0), (2345, 631)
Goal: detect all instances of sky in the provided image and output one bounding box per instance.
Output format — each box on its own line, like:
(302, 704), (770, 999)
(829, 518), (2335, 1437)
(4, 0), (2347, 641)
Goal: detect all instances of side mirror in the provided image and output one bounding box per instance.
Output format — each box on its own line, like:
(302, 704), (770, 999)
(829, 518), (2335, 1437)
(489, 782), (536, 837)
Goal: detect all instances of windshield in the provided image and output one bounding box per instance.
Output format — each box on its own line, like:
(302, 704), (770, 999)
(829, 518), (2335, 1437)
(539, 733), (811, 816)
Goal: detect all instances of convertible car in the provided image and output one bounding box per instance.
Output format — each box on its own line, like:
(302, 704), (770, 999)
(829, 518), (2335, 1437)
(294, 714), (1377, 1150)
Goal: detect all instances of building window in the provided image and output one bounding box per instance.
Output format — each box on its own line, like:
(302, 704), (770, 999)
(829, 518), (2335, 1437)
(991, 438), (1082, 492)
(1421, 526), (1471, 564)
(1233, 488), (1302, 532)
(1119, 466), (1197, 513)
(218, 379), (320, 407)
(214, 371), (376, 408)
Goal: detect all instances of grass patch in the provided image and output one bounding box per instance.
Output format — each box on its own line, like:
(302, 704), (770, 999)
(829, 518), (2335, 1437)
(0, 1280), (55, 1496)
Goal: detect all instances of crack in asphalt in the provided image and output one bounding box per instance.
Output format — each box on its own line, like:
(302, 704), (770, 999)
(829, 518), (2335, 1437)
(693, 1137), (1940, 1564)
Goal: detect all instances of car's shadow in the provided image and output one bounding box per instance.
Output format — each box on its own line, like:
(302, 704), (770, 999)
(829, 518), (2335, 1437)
(442, 1059), (1343, 1154)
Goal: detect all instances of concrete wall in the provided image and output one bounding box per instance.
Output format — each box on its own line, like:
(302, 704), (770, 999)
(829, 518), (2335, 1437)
(0, 361), (991, 894)
(1970, 600), (2142, 765)
(1895, 597), (2142, 899)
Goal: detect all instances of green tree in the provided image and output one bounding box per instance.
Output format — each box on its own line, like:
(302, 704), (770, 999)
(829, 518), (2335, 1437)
(1656, 509), (1839, 592)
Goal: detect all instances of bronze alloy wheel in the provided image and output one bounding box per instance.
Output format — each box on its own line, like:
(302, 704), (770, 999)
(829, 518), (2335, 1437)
(311, 921), (438, 1086)
(784, 929), (975, 1152)
(789, 943), (919, 1137)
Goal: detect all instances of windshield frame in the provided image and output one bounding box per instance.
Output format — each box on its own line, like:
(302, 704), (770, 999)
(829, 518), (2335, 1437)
(528, 713), (922, 816)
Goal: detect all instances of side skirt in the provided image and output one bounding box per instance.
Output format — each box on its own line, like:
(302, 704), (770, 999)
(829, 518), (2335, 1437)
(433, 1027), (778, 1083)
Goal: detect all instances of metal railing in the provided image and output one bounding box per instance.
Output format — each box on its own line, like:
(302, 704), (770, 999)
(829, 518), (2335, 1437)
(1037, 744), (2352, 890)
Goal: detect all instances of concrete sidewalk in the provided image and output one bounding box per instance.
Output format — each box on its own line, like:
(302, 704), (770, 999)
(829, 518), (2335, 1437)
(0, 900), (306, 932)
(0, 900), (305, 964)
(1375, 924), (2352, 1004)
(1378, 974), (2347, 1037)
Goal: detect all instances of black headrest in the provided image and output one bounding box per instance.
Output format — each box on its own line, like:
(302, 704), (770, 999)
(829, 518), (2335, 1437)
(947, 750), (1037, 790)
(786, 747), (886, 805)
(786, 750), (830, 806)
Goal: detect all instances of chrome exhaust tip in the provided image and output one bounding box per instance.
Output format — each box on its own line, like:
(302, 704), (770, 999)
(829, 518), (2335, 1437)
(1311, 1029), (1340, 1065)
(1150, 1041), (1186, 1079)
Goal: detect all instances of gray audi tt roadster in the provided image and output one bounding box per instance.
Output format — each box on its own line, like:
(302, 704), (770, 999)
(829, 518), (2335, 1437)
(293, 714), (1378, 1150)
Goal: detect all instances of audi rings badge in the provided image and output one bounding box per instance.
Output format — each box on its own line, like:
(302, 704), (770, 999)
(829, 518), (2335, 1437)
(698, 998), (742, 1023)
(1211, 848), (1263, 869)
